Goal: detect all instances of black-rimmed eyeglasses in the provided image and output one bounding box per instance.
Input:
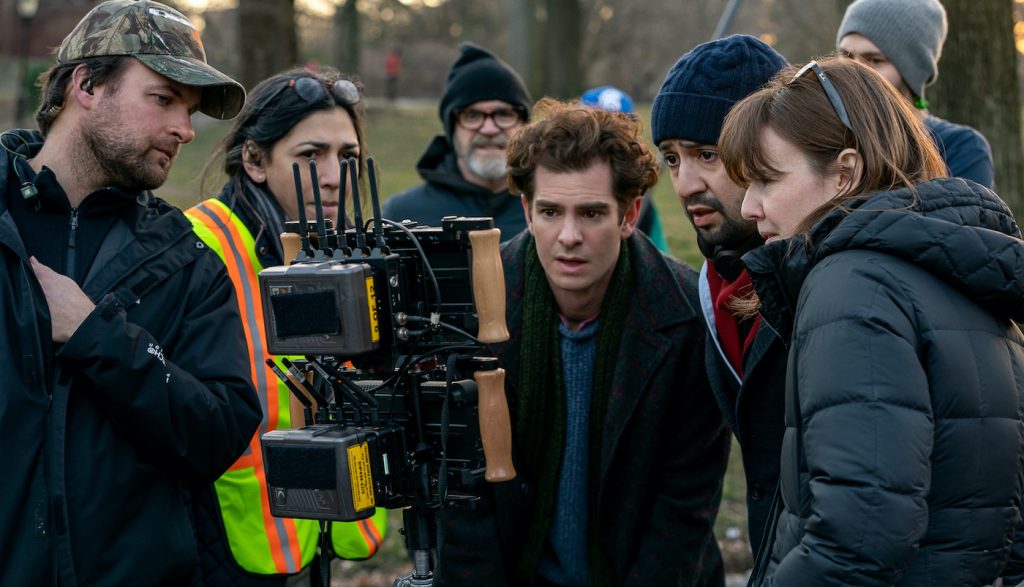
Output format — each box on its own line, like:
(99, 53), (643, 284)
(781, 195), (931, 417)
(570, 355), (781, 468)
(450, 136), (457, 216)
(790, 61), (853, 132)
(455, 108), (522, 131)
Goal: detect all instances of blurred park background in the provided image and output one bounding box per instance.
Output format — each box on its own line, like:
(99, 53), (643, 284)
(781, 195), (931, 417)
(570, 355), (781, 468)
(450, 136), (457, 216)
(3, 0), (1024, 584)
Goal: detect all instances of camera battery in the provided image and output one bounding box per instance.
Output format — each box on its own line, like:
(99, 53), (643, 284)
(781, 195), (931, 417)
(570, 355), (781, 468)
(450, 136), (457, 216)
(262, 426), (378, 522)
(259, 261), (380, 356)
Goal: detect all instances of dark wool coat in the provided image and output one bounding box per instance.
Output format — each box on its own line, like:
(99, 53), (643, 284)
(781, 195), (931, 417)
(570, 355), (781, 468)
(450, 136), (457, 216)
(0, 130), (261, 586)
(437, 230), (731, 586)
(744, 178), (1024, 586)
(381, 135), (528, 241)
(697, 266), (787, 558)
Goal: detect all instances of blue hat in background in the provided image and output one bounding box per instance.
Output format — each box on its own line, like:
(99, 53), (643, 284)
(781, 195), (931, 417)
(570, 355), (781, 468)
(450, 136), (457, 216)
(580, 86), (635, 114)
(651, 34), (787, 146)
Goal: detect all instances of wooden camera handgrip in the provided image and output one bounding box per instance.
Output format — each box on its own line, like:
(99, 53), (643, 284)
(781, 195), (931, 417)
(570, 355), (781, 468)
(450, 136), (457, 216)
(469, 228), (510, 344)
(474, 368), (516, 482)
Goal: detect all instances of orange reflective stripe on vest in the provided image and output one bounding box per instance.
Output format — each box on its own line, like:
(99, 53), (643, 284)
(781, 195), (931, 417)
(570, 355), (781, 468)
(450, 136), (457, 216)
(186, 199), (305, 573)
(186, 198), (387, 573)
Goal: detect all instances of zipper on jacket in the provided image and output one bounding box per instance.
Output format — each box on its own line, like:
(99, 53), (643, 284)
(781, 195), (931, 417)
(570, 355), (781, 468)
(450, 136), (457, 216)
(66, 207), (78, 277)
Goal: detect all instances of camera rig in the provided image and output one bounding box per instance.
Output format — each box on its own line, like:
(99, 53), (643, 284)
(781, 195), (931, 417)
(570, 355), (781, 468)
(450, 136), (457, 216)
(258, 157), (514, 586)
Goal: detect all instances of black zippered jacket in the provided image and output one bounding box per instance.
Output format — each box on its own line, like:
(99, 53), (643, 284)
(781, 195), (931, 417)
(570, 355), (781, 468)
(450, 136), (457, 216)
(746, 178), (1024, 586)
(0, 130), (261, 586)
(381, 135), (528, 241)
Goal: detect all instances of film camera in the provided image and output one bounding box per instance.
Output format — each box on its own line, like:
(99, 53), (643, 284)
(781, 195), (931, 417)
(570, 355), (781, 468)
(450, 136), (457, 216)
(258, 157), (514, 586)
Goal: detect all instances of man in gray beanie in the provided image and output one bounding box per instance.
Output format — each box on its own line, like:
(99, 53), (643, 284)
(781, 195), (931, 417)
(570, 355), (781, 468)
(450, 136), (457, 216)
(383, 42), (532, 241)
(838, 0), (994, 188)
(651, 33), (789, 570)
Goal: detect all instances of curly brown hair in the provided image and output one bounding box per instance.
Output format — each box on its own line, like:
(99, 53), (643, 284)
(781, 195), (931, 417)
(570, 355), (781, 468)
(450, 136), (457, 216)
(506, 97), (659, 215)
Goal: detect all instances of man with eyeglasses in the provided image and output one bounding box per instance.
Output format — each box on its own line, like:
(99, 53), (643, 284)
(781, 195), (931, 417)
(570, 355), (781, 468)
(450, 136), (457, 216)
(837, 0), (994, 189)
(383, 43), (531, 241)
(652, 34), (788, 573)
(0, 1), (260, 585)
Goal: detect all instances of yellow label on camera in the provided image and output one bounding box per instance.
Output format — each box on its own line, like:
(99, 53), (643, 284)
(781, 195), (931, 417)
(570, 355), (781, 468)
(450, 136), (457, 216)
(365, 276), (380, 343)
(347, 441), (376, 511)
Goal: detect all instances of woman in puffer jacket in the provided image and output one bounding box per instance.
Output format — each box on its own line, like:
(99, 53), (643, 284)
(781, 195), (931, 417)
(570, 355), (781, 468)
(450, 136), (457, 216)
(718, 56), (1024, 586)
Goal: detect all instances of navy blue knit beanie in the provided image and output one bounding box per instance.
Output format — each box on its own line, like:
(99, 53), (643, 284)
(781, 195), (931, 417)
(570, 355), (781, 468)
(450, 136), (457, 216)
(438, 43), (532, 143)
(651, 35), (787, 146)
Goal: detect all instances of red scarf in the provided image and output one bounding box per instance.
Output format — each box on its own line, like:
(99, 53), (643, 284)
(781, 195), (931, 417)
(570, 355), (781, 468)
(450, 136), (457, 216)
(706, 262), (761, 378)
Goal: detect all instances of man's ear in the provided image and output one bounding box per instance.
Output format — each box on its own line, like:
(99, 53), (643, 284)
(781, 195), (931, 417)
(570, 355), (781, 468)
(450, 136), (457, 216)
(619, 195), (642, 239)
(520, 194), (533, 234)
(835, 148), (863, 195)
(70, 65), (97, 109)
(242, 141), (267, 183)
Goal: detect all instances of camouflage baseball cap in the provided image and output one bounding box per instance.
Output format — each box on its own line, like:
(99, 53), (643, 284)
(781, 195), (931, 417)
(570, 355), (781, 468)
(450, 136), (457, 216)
(57, 0), (244, 119)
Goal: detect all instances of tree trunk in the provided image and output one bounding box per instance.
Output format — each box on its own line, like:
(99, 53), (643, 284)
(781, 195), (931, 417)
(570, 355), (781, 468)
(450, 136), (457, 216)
(544, 0), (582, 98)
(525, 0), (547, 100)
(334, 0), (360, 76)
(929, 0), (1023, 218)
(238, 0), (298, 91)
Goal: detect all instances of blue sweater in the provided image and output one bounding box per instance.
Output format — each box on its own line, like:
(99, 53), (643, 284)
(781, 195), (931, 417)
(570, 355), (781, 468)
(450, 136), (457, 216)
(536, 318), (600, 587)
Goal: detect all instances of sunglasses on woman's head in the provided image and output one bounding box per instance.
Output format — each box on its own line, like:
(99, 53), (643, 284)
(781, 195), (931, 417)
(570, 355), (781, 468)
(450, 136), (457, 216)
(789, 61), (853, 132)
(257, 76), (362, 115)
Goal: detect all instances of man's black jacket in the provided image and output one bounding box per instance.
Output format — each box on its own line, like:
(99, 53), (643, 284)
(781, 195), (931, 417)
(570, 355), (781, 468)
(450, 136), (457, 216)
(0, 130), (261, 586)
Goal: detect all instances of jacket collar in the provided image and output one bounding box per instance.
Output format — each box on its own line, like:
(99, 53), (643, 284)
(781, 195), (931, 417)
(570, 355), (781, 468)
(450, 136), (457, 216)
(494, 230), (699, 486)
(1, 128), (198, 298)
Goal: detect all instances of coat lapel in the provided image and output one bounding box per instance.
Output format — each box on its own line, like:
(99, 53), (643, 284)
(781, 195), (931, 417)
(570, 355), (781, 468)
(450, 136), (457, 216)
(598, 235), (698, 487)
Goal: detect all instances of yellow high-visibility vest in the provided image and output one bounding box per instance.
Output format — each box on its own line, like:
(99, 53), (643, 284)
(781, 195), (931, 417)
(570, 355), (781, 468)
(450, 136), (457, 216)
(186, 198), (387, 574)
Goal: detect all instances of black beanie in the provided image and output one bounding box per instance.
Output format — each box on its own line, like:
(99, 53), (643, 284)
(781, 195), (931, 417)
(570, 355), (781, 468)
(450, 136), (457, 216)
(438, 43), (532, 143)
(651, 35), (787, 146)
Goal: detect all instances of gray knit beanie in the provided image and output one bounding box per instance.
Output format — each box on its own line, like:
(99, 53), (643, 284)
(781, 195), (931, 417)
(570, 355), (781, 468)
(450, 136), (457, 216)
(837, 0), (948, 100)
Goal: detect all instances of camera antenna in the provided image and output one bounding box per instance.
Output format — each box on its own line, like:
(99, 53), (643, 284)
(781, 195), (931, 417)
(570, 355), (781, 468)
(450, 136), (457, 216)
(337, 157), (348, 246)
(308, 160), (329, 257)
(291, 162), (311, 258)
(348, 157), (368, 253)
(367, 157), (387, 249)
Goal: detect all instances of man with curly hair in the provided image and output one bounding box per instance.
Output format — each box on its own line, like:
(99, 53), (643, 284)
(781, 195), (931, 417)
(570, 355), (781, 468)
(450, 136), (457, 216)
(437, 98), (729, 587)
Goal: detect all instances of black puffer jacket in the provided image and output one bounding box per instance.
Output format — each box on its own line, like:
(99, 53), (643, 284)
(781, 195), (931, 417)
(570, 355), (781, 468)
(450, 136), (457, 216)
(744, 178), (1024, 586)
(0, 130), (261, 586)
(381, 136), (527, 241)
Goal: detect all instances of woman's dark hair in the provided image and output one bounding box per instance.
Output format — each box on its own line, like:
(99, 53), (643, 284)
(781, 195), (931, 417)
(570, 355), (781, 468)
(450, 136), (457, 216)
(205, 67), (368, 214)
(719, 56), (947, 233)
(34, 56), (133, 136)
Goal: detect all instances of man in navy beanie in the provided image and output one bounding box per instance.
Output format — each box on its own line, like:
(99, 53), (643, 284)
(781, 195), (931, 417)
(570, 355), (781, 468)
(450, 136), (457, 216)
(383, 43), (532, 241)
(652, 34), (789, 566)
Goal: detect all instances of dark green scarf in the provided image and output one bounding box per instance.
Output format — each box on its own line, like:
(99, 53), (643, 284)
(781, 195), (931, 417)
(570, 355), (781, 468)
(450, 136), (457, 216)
(514, 236), (633, 587)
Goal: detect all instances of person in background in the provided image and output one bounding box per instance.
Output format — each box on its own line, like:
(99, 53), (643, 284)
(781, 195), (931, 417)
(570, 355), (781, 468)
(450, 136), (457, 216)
(837, 0), (994, 188)
(580, 85), (670, 254)
(186, 68), (388, 586)
(383, 42), (531, 241)
(651, 34), (788, 563)
(719, 56), (1024, 586)
(0, 1), (261, 584)
(386, 47), (401, 102)
(438, 98), (729, 586)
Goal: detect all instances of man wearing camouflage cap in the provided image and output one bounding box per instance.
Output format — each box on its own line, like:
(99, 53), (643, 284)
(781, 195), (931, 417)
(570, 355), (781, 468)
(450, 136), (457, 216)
(0, 1), (260, 584)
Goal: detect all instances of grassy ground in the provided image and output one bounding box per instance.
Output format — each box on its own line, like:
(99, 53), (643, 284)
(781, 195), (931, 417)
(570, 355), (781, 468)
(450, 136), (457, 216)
(163, 102), (750, 584)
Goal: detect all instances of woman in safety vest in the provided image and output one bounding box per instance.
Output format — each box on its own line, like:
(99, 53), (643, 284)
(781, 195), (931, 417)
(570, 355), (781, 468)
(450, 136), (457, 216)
(186, 67), (388, 587)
